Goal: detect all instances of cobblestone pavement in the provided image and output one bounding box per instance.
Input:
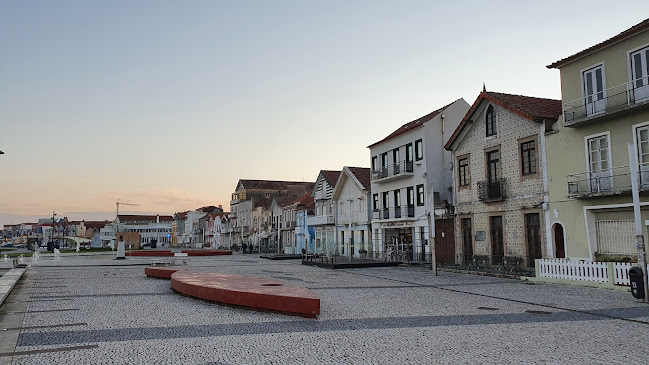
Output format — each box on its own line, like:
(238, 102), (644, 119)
(4, 254), (649, 364)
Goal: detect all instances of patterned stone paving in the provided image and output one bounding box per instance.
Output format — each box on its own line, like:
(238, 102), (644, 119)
(3, 253), (649, 364)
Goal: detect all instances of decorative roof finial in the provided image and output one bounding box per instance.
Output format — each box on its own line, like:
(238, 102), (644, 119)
(483, 82), (486, 92)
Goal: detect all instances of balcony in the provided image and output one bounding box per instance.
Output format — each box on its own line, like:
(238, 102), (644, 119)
(372, 205), (416, 220)
(307, 215), (335, 226)
(566, 165), (649, 198)
(563, 79), (649, 127)
(372, 161), (415, 183)
(282, 221), (295, 230)
(477, 178), (506, 201)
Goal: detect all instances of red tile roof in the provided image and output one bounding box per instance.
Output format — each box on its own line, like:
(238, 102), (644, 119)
(83, 221), (111, 230)
(548, 18), (649, 69)
(290, 192), (314, 207)
(347, 167), (371, 190)
(321, 170), (341, 186)
(367, 99), (460, 149)
(237, 179), (315, 191)
(445, 90), (561, 150)
(175, 211), (188, 220)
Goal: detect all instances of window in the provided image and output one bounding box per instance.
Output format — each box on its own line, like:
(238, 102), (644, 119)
(416, 184), (425, 206)
(583, 65), (606, 115)
(372, 194), (379, 210)
(631, 46), (649, 103)
(394, 190), (401, 207)
(407, 187), (414, 206)
(382, 192), (389, 209)
(371, 156), (378, 171)
(415, 139), (423, 161)
(393, 148), (400, 164)
(381, 153), (388, 168)
(405, 143), (413, 162)
(486, 105), (497, 137)
(458, 156), (470, 187)
(487, 149), (501, 181)
(520, 140), (537, 176)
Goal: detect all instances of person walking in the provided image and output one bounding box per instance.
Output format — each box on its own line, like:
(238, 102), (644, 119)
(242, 242), (247, 254)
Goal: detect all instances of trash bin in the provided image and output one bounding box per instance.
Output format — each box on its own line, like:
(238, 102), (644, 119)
(629, 266), (645, 299)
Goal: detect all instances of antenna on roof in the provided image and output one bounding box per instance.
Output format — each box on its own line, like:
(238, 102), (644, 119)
(483, 82), (486, 92)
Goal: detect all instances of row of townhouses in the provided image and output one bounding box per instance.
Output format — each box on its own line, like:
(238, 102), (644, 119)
(4, 20), (648, 277)
(223, 19), (649, 269)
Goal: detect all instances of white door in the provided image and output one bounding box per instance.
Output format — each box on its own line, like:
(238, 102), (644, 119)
(637, 125), (649, 189)
(587, 135), (612, 193)
(583, 66), (606, 116)
(631, 47), (649, 103)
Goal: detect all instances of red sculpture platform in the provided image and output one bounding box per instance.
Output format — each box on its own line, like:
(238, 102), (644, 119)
(182, 250), (233, 256)
(127, 251), (174, 257)
(145, 266), (186, 279)
(170, 272), (320, 318)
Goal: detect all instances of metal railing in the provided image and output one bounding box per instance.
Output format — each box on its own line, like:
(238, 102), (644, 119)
(566, 164), (649, 197)
(436, 254), (536, 276)
(307, 215), (336, 226)
(372, 205), (416, 220)
(371, 161), (415, 182)
(563, 78), (649, 126)
(477, 178), (506, 201)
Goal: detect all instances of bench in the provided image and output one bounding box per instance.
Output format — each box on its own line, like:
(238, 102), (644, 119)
(149, 258), (188, 267)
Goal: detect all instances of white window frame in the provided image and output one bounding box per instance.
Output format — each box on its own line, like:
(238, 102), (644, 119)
(584, 131), (612, 191)
(579, 62), (607, 116)
(627, 42), (649, 103)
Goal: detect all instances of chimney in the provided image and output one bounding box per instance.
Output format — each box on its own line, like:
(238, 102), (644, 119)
(157, 214), (160, 224)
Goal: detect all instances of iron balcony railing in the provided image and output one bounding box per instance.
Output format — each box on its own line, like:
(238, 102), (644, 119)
(566, 164), (649, 198)
(563, 78), (649, 126)
(477, 178), (506, 201)
(372, 205), (416, 220)
(371, 160), (415, 182)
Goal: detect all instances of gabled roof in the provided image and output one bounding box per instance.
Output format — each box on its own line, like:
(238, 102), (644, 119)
(289, 192), (314, 207)
(253, 197), (273, 210)
(347, 167), (371, 190)
(83, 221), (111, 230)
(445, 90), (561, 151)
(367, 99), (460, 149)
(175, 211), (188, 220)
(236, 179), (314, 191)
(321, 170), (341, 186)
(332, 166), (371, 200)
(548, 18), (649, 69)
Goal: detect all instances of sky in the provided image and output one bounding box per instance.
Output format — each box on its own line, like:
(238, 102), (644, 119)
(1, 1), (648, 226)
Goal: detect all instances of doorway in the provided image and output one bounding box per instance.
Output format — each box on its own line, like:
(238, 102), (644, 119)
(553, 223), (565, 259)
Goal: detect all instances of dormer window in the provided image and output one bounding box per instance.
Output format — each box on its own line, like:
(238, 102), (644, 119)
(486, 105), (497, 137)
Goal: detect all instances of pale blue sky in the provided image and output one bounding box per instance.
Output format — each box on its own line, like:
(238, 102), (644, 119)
(1, 1), (648, 226)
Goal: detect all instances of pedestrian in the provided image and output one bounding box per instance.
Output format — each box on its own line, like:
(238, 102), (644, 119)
(242, 242), (247, 254)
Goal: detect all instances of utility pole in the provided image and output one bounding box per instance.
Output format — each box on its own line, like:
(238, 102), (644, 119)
(427, 183), (437, 275)
(629, 143), (649, 303)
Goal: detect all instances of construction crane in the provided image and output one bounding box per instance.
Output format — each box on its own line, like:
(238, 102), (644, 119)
(116, 199), (140, 218)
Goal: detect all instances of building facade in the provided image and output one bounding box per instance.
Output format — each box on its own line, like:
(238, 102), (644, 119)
(308, 170), (341, 254)
(332, 166), (372, 258)
(445, 90), (561, 267)
(369, 98), (469, 261)
(546, 19), (649, 261)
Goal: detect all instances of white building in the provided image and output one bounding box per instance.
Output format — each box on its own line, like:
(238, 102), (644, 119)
(307, 170), (341, 254)
(368, 98), (469, 261)
(332, 167), (372, 258)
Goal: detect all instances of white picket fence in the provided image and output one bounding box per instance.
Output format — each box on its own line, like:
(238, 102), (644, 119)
(537, 259), (645, 287)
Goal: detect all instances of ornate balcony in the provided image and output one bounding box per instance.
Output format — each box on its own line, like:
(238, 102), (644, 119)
(307, 215), (335, 226)
(477, 178), (506, 201)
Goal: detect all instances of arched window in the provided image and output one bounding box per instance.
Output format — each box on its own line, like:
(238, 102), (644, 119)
(486, 105), (497, 137)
